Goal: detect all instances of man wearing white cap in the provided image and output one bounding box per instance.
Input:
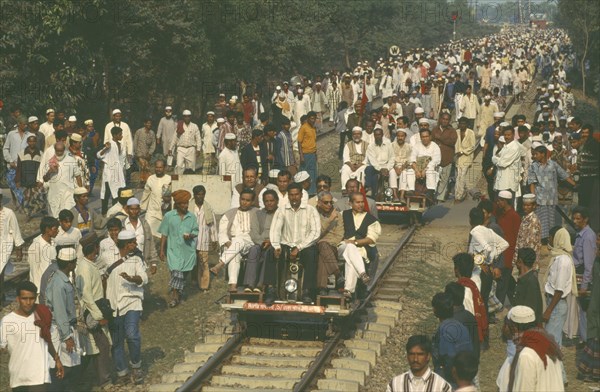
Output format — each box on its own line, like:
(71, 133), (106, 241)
(365, 127), (394, 197)
(310, 82), (327, 132)
(68, 132), (90, 188)
(219, 133), (242, 192)
(201, 111), (217, 174)
(45, 247), (81, 389)
(106, 230), (148, 385)
(478, 95), (499, 138)
(124, 198), (157, 264)
(140, 159), (171, 238)
(497, 306), (564, 391)
(169, 110), (202, 175)
(293, 170), (311, 205)
(27, 115), (45, 152)
(42, 141), (83, 218)
(97, 127), (127, 215)
(103, 109), (133, 162)
(389, 128), (413, 202)
(292, 88), (311, 125)
(492, 124), (522, 197)
(39, 108), (56, 140)
(341, 126), (369, 191)
(157, 106), (176, 156)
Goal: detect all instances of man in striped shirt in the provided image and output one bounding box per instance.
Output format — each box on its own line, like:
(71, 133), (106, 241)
(270, 183), (320, 303)
(387, 335), (451, 392)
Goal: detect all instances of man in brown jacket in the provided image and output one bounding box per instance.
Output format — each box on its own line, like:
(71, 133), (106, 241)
(431, 112), (457, 202)
(316, 191), (344, 296)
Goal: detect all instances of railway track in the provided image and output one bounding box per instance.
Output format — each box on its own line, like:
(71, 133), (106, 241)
(149, 223), (416, 392)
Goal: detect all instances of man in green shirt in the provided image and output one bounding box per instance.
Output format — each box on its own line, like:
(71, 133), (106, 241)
(158, 189), (199, 308)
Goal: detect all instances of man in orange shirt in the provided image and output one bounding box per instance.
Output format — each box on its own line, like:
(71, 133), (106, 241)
(298, 111), (318, 195)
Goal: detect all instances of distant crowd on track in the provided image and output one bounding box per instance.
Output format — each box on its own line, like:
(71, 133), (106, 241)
(1, 25), (599, 391)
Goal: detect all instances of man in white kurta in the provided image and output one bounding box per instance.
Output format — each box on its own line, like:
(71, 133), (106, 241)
(341, 127), (369, 189)
(157, 106), (177, 156)
(409, 130), (442, 191)
(140, 159), (171, 237)
(365, 128), (395, 196)
(292, 90), (312, 125)
(28, 218), (58, 293)
(459, 86), (480, 130)
(103, 109), (133, 161)
(201, 112), (218, 174)
(389, 128), (413, 200)
(40, 142), (82, 218)
(0, 195), (24, 276)
(492, 125), (522, 195)
(169, 110), (202, 174)
(218, 134), (243, 192)
(97, 128), (127, 214)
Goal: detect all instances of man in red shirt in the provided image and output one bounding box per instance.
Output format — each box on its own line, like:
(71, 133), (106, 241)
(494, 190), (521, 306)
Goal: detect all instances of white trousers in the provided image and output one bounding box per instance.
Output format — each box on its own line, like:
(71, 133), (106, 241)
(338, 243), (366, 293)
(176, 146), (196, 174)
(221, 235), (253, 284)
(454, 166), (470, 201)
(340, 164), (367, 189)
(407, 169), (439, 190)
(389, 168), (415, 191)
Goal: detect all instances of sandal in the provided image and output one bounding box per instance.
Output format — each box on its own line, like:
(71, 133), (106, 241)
(168, 299), (179, 308)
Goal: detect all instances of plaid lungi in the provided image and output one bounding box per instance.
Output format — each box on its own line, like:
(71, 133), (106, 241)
(535, 204), (554, 239)
(169, 270), (186, 293)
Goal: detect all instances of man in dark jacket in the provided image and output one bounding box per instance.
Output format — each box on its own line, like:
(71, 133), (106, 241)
(512, 247), (543, 325)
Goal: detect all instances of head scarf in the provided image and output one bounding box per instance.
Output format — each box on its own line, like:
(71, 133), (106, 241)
(172, 189), (191, 204)
(550, 227), (572, 257)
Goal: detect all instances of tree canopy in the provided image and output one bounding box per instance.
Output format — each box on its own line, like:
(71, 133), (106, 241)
(0, 0), (496, 123)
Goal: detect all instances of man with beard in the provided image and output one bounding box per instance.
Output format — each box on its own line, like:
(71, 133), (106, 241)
(141, 159), (172, 237)
(389, 128), (413, 203)
(315, 191), (344, 296)
(157, 106), (177, 156)
(341, 126), (369, 191)
(42, 142), (82, 218)
(169, 110), (202, 174)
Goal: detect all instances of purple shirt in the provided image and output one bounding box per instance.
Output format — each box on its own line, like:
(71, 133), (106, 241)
(574, 225), (597, 290)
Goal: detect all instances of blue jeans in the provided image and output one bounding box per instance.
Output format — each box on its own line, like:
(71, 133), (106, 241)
(545, 294), (568, 383)
(300, 153), (317, 195)
(110, 310), (142, 376)
(364, 165), (380, 196)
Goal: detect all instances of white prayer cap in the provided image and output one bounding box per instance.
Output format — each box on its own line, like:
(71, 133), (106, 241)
(493, 112), (504, 118)
(219, 93), (225, 97)
(282, 81), (289, 85)
(374, 124), (383, 130)
(276, 85), (281, 90)
(112, 109), (121, 115)
(499, 121), (510, 127)
(74, 187), (88, 195)
(548, 84), (554, 89)
(531, 135), (542, 142)
(531, 141), (544, 149)
(68, 115), (77, 122)
(295, 82), (302, 86)
(57, 248), (77, 261)
(297, 88), (304, 93)
(165, 106), (173, 111)
(560, 116), (567, 120)
(206, 111), (215, 116)
(224, 133), (237, 140)
(524, 123), (531, 130)
(396, 128), (408, 134)
(127, 197), (140, 206)
(28, 116), (38, 123)
(351, 126), (363, 133)
(522, 194), (536, 203)
(567, 116), (574, 123)
(542, 104), (549, 109)
(46, 108), (55, 115)
(70, 133), (82, 142)
(216, 118), (225, 124)
(418, 118), (429, 125)
(498, 136), (506, 143)
(182, 109), (192, 116)
(117, 230), (136, 241)
(508, 306), (536, 324)
(414, 107), (425, 114)
(498, 190), (512, 200)
(353, 72), (359, 76)
(268, 169), (280, 178)
(294, 171), (310, 183)
(484, 95), (491, 100)
(84, 119), (93, 126)
(315, 82), (321, 86)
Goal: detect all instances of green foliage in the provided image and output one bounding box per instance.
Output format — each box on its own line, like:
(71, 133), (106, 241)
(0, 0), (497, 122)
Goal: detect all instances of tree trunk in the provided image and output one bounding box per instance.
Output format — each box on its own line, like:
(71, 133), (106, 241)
(582, 26), (589, 97)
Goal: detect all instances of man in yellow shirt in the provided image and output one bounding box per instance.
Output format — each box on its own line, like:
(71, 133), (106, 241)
(298, 111), (318, 195)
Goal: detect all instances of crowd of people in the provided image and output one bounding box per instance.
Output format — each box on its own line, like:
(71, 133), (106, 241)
(0, 25), (599, 391)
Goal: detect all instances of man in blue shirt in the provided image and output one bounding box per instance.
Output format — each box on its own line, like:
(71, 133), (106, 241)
(431, 292), (473, 386)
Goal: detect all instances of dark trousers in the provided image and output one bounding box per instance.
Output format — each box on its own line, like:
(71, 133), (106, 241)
(365, 166), (383, 196)
(281, 244), (317, 295)
(101, 183), (118, 215)
(243, 245), (275, 288)
(338, 131), (350, 160)
(494, 266), (515, 307)
(49, 365), (80, 392)
(480, 268), (493, 318)
(80, 329), (112, 386)
(12, 385), (47, 392)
